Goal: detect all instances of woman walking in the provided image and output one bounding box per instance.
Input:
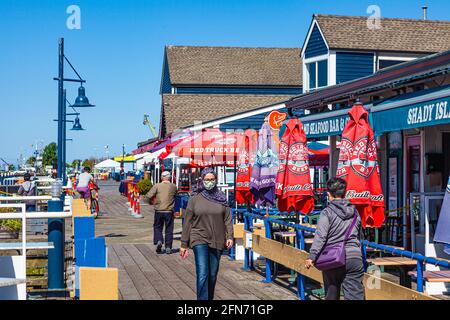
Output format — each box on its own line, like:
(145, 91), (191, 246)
(180, 167), (234, 300)
(305, 177), (365, 300)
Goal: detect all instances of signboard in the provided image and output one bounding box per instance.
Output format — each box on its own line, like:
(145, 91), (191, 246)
(301, 114), (349, 138)
(388, 131), (402, 152)
(388, 157), (398, 215)
(372, 96), (450, 134)
(268, 110), (287, 130)
(244, 231), (252, 249)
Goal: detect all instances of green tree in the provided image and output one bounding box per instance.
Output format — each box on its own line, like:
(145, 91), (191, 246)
(42, 142), (57, 167)
(82, 159), (94, 170)
(8, 164), (15, 171)
(26, 156), (36, 166)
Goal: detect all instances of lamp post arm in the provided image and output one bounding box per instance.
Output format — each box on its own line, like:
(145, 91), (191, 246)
(63, 55), (84, 82)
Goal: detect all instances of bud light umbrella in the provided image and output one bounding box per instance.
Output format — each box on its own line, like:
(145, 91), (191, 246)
(250, 122), (279, 208)
(434, 176), (450, 255)
(336, 102), (385, 228)
(276, 118), (314, 219)
(236, 129), (258, 205)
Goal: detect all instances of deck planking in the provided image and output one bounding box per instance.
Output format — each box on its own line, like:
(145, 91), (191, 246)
(98, 182), (298, 300)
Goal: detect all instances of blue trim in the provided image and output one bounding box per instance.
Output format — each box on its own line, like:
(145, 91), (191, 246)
(304, 24), (328, 59)
(176, 86), (302, 95)
(263, 219), (272, 283)
(336, 52), (375, 84)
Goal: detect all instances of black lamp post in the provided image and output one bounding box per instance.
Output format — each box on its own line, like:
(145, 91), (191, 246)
(54, 38), (95, 185)
(50, 38), (95, 291)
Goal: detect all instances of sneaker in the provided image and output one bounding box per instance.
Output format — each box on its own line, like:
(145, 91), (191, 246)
(165, 248), (173, 254)
(156, 241), (163, 253)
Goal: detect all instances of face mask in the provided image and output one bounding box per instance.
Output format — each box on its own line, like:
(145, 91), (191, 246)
(203, 180), (216, 191)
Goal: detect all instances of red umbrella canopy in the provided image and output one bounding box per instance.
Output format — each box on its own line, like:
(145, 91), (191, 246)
(174, 129), (245, 165)
(276, 118), (315, 214)
(236, 129), (258, 204)
(336, 103), (385, 228)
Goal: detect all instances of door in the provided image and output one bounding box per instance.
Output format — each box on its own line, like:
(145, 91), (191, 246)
(406, 136), (421, 250)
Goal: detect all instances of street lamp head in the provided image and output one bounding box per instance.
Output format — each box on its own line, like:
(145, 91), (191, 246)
(72, 86), (95, 108)
(71, 116), (85, 131)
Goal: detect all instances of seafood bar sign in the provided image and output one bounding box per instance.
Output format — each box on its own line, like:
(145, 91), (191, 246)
(302, 114), (349, 138)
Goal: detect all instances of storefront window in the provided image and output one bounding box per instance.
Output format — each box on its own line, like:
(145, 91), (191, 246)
(318, 60), (328, 87)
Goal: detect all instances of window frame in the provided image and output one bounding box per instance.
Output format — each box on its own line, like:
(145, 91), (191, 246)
(306, 58), (328, 92)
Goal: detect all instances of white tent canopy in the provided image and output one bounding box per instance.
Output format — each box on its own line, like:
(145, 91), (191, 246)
(94, 159), (121, 169)
(133, 152), (151, 161)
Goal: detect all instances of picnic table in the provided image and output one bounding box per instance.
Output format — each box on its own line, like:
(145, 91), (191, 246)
(367, 257), (417, 288)
(408, 270), (450, 283)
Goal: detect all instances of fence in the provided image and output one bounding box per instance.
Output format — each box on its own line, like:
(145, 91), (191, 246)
(240, 210), (449, 299)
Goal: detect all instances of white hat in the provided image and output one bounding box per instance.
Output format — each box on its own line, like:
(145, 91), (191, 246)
(161, 171), (171, 178)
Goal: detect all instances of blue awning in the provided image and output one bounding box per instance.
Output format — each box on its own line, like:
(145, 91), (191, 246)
(371, 86), (450, 134)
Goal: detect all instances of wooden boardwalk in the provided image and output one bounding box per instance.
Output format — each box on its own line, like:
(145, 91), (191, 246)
(97, 182), (297, 300)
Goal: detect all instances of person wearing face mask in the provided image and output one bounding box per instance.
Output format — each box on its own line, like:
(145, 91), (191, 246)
(180, 167), (234, 300)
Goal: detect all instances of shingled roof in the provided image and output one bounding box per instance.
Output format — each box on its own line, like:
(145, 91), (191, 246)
(313, 14), (450, 53)
(160, 94), (292, 136)
(165, 46), (302, 86)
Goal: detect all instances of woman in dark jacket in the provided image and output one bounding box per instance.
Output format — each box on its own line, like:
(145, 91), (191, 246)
(305, 177), (365, 300)
(180, 167), (234, 300)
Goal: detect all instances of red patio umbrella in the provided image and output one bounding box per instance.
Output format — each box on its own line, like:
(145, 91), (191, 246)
(236, 129), (258, 205)
(174, 129), (245, 165)
(336, 102), (385, 228)
(276, 118), (315, 215)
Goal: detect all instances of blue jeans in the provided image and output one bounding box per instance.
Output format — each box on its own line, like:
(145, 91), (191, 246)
(192, 244), (222, 300)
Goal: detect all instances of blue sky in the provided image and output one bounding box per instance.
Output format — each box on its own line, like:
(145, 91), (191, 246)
(1, 0), (449, 165)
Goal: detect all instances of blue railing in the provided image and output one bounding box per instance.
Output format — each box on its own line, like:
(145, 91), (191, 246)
(238, 210), (450, 298)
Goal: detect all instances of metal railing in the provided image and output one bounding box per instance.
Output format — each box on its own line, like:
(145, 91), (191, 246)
(240, 210), (450, 297)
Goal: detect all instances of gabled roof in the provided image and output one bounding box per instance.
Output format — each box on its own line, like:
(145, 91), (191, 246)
(287, 49), (450, 110)
(160, 94), (293, 136)
(312, 14), (450, 54)
(165, 46), (302, 86)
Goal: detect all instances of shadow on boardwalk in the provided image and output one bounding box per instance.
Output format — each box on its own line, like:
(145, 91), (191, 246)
(96, 181), (297, 300)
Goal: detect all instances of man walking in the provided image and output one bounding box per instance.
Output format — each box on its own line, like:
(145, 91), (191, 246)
(147, 171), (177, 254)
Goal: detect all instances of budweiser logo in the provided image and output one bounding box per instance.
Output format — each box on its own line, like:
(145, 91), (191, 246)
(277, 183), (312, 192)
(346, 190), (384, 201)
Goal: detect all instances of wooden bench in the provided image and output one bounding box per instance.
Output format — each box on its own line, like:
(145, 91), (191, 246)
(408, 270), (450, 283)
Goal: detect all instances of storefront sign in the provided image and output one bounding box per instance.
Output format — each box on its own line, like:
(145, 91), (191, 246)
(245, 231), (253, 249)
(388, 157), (398, 214)
(268, 110), (287, 130)
(372, 96), (450, 134)
(301, 114), (349, 138)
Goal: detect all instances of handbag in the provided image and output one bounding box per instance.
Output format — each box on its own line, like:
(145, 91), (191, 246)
(314, 213), (358, 271)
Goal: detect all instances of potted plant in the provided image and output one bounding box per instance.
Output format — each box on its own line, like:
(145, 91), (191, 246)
(137, 179), (153, 196)
(0, 208), (21, 239)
